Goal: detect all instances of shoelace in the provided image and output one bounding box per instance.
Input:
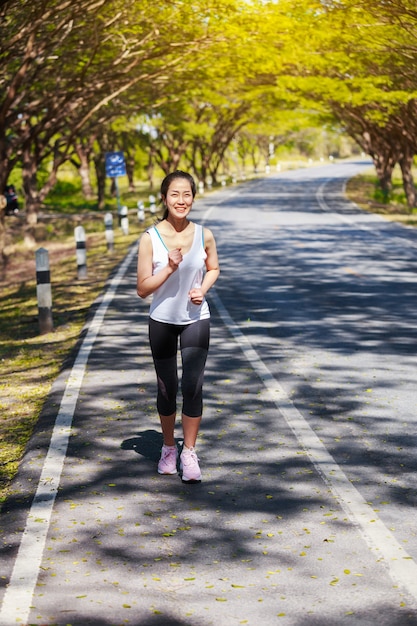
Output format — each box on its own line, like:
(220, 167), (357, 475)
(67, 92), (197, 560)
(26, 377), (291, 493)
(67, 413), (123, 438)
(182, 449), (199, 465)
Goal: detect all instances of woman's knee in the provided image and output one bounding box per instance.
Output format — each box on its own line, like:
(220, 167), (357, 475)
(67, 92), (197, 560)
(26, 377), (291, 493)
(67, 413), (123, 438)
(154, 357), (178, 414)
(181, 346), (206, 416)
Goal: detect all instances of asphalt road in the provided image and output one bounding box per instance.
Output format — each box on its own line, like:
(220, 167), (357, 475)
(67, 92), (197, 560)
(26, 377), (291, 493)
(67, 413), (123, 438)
(1, 160), (417, 626)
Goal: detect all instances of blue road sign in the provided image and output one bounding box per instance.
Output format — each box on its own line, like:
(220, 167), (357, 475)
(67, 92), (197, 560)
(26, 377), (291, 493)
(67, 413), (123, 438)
(105, 151), (126, 177)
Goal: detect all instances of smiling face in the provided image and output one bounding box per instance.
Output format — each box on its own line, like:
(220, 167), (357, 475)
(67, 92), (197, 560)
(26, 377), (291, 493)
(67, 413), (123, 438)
(164, 177), (194, 221)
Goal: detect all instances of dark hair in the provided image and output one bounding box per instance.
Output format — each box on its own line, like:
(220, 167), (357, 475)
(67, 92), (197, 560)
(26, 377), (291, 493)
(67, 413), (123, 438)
(160, 170), (196, 220)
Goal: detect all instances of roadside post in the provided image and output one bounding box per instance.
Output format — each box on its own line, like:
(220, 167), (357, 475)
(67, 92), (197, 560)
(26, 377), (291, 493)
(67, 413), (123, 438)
(35, 247), (53, 334)
(137, 201), (145, 223)
(105, 151), (127, 222)
(120, 205), (129, 234)
(74, 225), (87, 279)
(104, 212), (114, 252)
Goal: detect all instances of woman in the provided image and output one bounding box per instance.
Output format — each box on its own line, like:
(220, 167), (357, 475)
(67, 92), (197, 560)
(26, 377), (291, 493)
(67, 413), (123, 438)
(137, 171), (220, 483)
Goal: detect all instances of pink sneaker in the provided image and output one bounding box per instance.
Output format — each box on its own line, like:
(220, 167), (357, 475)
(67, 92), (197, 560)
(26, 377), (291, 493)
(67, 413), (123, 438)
(158, 445), (178, 475)
(180, 447), (202, 483)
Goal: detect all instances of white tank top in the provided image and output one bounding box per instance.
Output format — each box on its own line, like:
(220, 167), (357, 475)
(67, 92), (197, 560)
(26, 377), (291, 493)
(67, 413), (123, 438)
(147, 223), (210, 325)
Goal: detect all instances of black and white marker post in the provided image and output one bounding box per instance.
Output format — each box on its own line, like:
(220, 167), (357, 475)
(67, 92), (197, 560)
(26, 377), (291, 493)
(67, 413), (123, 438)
(35, 247), (53, 334)
(120, 205), (129, 235)
(74, 225), (87, 279)
(104, 212), (114, 252)
(137, 201), (145, 223)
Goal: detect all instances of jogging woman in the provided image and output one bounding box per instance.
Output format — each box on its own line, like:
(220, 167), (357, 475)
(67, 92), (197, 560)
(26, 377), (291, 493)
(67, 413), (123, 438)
(137, 171), (220, 482)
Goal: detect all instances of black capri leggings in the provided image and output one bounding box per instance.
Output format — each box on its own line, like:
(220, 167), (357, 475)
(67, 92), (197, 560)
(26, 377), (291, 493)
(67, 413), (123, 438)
(148, 317), (210, 418)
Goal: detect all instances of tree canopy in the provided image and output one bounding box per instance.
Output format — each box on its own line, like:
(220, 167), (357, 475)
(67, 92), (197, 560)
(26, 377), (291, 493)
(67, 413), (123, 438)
(1, 0), (417, 258)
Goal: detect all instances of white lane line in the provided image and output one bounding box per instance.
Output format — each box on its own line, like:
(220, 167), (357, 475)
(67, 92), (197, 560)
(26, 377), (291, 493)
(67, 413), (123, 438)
(0, 244), (138, 626)
(318, 179), (417, 255)
(209, 286), (417, 605)
(316, 180), (376, 230)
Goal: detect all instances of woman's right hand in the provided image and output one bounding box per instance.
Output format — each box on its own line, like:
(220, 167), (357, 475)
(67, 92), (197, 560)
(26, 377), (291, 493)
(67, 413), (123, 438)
(168, 248), (183, 271)
(137, 236), (182, 299)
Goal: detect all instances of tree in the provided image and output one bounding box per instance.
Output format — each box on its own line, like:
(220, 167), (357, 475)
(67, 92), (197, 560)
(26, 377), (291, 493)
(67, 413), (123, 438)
(0, 0), (231, 257)
(263, 0), (417, 205)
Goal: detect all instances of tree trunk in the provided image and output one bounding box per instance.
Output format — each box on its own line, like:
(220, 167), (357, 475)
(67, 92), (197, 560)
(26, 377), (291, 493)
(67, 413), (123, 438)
(147, 149), (155, 190)
(398, 151), (416, 208)
(371, 152), (396, 200)
(76, 144), (94, 199)
(22, 145), (40, 247)
(94, 152), (106, 210)
(126, 153), (136, 191)
(0, 212), (6, 268)
(0, 171), (7, 266)
(21, 143), (61, 247)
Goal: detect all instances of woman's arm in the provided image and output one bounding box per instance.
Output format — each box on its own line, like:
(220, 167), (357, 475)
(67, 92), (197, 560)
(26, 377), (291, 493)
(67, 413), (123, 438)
(137, 232), (182, 299)
(189, 227), (220, 305)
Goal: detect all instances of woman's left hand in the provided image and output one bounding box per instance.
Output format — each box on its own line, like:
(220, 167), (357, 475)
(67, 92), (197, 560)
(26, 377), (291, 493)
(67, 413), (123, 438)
(189, 287), (204, 305)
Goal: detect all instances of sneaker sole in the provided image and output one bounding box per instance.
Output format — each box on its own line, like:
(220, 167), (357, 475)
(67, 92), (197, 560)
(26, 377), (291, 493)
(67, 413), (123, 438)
(180, 465), (202, 483)
(158, 468), (178, 475)
(181, 474), (202, 483)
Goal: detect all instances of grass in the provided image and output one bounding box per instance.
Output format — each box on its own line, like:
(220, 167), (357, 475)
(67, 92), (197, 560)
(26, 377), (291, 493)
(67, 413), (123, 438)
(346, 167), (417, 226)
(1, 164), (416, 506)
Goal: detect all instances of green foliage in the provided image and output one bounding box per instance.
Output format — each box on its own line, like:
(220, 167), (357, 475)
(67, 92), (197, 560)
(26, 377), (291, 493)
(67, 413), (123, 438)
(47, 180), (80, 199)
(2, 0), (417, 242)
(348, 167), (417, 214)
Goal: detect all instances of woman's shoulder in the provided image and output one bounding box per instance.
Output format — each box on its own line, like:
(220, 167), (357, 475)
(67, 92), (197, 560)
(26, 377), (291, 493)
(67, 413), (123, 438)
(202, 224), (215, 240)
(139, 226), (155, 246)
(140, 226), (153, 240)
